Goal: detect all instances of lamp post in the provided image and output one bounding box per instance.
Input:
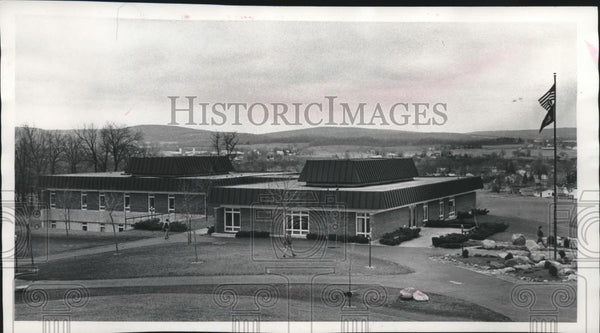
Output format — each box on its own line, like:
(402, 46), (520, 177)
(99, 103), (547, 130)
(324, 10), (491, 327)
(368, 235), (372, 268)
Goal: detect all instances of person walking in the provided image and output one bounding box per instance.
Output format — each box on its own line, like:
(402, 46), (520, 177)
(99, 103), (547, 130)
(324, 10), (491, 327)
(537, 226), (544, 245)
(163, 218), (171, 240)
(282, 230), (296, 258)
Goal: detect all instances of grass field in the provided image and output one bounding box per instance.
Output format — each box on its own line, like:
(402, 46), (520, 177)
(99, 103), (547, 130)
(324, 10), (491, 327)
(15, 283), (510, 321)
(477, 191), (576, 242)
(23, 237), (412, 280)
(17, 229), (162, 259)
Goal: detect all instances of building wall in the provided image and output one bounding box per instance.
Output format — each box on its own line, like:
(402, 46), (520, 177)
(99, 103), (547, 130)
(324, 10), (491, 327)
(371, 207), (410, 238)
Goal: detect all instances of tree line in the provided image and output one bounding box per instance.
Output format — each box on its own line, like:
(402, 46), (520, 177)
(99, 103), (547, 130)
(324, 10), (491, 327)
(15, 123), (154, 202)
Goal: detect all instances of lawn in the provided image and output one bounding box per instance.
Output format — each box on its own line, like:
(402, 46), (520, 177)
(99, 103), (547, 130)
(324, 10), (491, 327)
(23, 237), (413, 280)
(17, 229), (162, 259)
(475, 191), (576, 242)
(15, 283), (511, 322)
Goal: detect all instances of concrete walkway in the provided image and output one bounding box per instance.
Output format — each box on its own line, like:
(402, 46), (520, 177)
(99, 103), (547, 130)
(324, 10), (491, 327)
(33, 229), (207, 262)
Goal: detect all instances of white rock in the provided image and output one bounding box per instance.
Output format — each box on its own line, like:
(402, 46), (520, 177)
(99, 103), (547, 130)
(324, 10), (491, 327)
(534, 260), (547, 268)
(526, 240), (540, 252)
(513, 264), (532, 270)
(412, 290), (429, 301)
(499, 267), (516, 274)
(399, 288), (416, 300)
(482, 240), (496, 249)
(511, 234), (526, 245)
(529, 252), (546, 263)
(567, 274), (577, 281)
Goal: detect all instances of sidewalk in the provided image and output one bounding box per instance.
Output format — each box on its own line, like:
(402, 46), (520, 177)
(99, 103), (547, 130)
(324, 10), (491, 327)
(33, 229), (207, 262)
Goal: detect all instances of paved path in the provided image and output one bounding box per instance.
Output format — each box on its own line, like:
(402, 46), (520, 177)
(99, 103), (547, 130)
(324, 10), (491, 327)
(33, 229), (206, 262)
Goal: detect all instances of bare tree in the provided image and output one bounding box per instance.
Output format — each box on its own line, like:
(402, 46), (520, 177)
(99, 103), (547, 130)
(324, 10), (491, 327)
(100, 123), (144, 171)
(103, 192), (123, 253)
(223, 132), (239, 160)
(63, 135), (84, 173)
(46, 131), (65, 174)
(210, 131), (222, 156)
(75, 124), (101, 172)
(15, 126), (50, 201)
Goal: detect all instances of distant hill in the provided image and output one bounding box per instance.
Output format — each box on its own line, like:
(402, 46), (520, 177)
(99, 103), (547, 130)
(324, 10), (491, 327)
(17, 125), (577, 149)
(468, 128), (576, 140)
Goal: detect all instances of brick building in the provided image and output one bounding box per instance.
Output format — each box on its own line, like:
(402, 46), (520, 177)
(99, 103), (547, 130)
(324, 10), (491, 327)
(210, 158), (483, 238)
(39, 156), (289, 232)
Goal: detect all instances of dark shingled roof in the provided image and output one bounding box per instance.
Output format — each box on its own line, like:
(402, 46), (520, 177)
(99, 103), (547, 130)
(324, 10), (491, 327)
(124, 156), (233, 177)
(210, 177), (484, 210)
(298, 158), (418, 187)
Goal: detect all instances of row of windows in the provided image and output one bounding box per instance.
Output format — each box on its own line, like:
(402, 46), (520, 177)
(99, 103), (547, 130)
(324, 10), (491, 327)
(223, 209), (372, 237)
(422, 197), (456, 222)
(49, 192), (176, 213)
(223, 197), (457, 236)
(49, 221), (125, 232)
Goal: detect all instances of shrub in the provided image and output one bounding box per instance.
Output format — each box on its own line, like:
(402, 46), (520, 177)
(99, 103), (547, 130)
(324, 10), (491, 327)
(462, 249), (469, 258)
(379, 227), (421, 246)
(207, 226), (215, 235)
(563, 238), (570, 248)
(328, 234), (346, 242)
(306, 233), (319, 240)
(558, 250), (566, 259)
(432, 233), (469, 248)
(473, 208), (490, 215)
(235, 231), (270, 238)
(457, 211), (473, 219)
(169, 222), (188, 232)
(347, 235), (370, 244)
(469, 222), (508, 240)
(544, 261), (552, 269)
(424, 219), (476, 228)
(549, 265), (558, 276)
(504, 253), (514, 260)
(132, 218), (162, 231)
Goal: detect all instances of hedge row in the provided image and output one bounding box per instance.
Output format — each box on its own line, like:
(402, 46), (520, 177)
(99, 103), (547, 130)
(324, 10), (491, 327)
(468, 222), (508, 240)
(132, 218), (188, 232)
(235, 231), (270, 238)
(305, 233), (370, 244)
(424, 219), (476, 228)
(431, 222), (508, 247)
(379, 227), (421, 246)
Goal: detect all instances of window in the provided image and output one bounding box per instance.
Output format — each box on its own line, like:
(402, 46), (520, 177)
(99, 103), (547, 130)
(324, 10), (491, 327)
(82, 223), (88, 231)
(99, 192), (106, 211)
(148, 194), (155, 213)
(224, 208), (241, 232)
(168, 194), (175, 213)
(100, 224), (106, 232)
(124, 193), (131, 212)
(50, 192), (56, 208)
(286, 211), (309, 235)
(81, 192), (87, 210)
(439, 200), (445, 220)
(356, 213), (371, 237)
(118, 224), (124, 232)
(423, 204), (429, 222)
(50, 221), (57, 229)
(448, 198), (456, 218)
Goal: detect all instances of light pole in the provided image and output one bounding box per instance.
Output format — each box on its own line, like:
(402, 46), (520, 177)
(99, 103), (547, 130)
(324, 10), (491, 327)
(368, 235), (372, 268)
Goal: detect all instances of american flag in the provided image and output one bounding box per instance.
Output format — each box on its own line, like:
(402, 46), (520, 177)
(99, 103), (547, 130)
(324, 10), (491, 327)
(538, 84), (555, 132)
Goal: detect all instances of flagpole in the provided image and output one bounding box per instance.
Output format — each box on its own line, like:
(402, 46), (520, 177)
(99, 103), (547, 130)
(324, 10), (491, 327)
(553, 72), (557, 261)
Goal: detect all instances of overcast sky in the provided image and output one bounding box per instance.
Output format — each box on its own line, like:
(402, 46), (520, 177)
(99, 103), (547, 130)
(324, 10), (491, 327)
(15, 16), (578, 133)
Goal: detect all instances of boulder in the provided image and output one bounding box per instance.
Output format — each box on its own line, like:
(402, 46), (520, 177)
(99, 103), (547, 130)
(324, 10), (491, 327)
(503, 252), (514, 260)
(412, 290), (429, 302)
(514, 264), (533, 271)
(489, 261), (505, 269)
(482, 240), (496, 249)
(567, 274), (577, 281)
(534, 260), (547, 268)
(529, 252), (546, 263)
(499, 267), (516, 274)
(547, 260), (563, 271)
(399, 288), (416, 300)
(512, 234), (526, 246)
(526, 240), (540, 252)
(514, 256), (532, 265)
